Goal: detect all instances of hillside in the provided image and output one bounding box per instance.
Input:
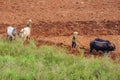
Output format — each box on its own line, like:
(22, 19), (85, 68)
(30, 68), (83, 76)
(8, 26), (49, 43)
(0, 0), (120, 54)
(0, 0), (119, 24)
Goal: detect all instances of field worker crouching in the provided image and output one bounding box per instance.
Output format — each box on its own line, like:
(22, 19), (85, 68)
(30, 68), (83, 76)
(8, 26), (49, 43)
(72, 31), (78, 48)
(7, 26), (17, 41)
(18, 19), (32, 41)
(25, 19), (32, 27)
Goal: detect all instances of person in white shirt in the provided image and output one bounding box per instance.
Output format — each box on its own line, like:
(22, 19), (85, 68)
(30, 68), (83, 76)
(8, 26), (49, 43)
(7, 26), (16, 41)
(18, 19), (32, 41)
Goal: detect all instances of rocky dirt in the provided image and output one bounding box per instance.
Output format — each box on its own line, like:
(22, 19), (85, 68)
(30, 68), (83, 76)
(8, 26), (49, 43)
(0, 0), (120, 60)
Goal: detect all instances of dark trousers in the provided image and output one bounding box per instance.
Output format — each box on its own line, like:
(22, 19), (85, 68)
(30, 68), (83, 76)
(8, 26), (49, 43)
(72, 41), (76, 48)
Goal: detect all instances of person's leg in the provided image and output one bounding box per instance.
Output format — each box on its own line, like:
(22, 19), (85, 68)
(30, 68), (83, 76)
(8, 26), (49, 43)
(72, 42), (76, 48)
(10, 36), (12, 41)
(74, 42), (76, 48)
(72, 42), (74, 48)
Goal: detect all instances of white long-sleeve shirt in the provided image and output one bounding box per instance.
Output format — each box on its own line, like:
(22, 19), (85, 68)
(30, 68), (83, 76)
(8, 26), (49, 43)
(20, 27), (30, 38)
(7, 26), (15, 36)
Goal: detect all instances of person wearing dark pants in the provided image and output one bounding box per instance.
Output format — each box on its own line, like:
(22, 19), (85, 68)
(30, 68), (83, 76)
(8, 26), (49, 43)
(72, 32), (78, 48)
(72, 41), (76, 48)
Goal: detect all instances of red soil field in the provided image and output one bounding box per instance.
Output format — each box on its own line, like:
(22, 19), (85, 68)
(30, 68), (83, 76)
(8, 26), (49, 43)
(0, 0), (120, 60)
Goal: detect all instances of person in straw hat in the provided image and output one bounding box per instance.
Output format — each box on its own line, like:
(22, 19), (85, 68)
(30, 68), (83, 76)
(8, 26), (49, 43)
(25, 19), (32, 27)
(18, 19), (32, 42)
(72, 31), (78, 48)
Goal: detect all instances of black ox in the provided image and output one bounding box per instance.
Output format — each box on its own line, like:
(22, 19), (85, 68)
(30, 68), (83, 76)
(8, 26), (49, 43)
(94, 38), (110, 43)
(90, 38), (115, 54)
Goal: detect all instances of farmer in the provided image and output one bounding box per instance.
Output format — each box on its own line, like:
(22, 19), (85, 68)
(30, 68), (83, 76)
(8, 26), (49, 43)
(72, 31), (78, 48)
(18, 19), (32, 42)
(25, 19), (32, 27)
(7, 26), (17, 41)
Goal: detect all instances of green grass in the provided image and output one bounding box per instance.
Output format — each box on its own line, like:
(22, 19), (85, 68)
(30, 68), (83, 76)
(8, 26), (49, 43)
(0, 38), (120, 80)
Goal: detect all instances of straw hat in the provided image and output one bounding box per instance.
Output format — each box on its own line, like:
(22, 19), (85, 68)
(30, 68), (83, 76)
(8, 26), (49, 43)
(28, 19), (32, 22)
(73, 31), (78, 35)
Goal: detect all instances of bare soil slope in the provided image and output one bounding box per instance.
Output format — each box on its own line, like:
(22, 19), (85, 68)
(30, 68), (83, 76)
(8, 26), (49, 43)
(0, 0), (120, 59)
(0, 0), (119, 24)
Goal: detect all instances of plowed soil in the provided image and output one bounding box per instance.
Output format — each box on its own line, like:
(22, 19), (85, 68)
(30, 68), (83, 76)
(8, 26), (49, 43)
(0, 0), (120, 60)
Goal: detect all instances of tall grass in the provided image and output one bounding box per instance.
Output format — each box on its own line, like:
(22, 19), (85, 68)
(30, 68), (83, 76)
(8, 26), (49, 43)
(0, 38), (120, 80)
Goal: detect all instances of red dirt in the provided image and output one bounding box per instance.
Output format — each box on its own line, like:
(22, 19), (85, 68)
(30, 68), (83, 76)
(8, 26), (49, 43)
(0, 0), (120, 60)
(0, 0), (119, 24)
